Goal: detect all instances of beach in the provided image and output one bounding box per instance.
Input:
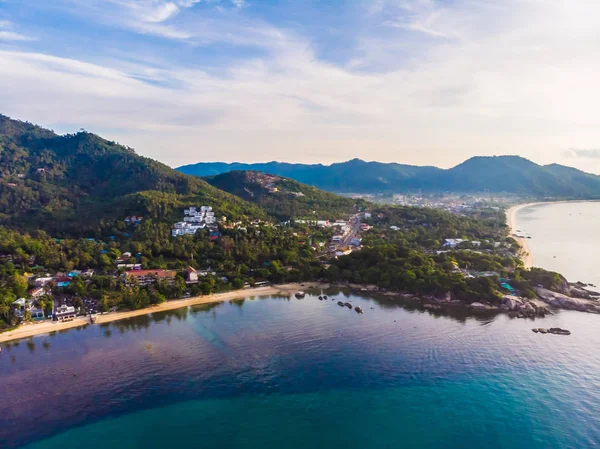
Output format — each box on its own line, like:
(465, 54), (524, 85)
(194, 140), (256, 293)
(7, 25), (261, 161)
(0, 282), (325, 344)
(506, 203), (539, 268)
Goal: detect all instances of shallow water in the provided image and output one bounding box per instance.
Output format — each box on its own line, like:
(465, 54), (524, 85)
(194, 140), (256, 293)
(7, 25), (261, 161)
(514, 201), (600, 287)
(1, 290), (600, 448)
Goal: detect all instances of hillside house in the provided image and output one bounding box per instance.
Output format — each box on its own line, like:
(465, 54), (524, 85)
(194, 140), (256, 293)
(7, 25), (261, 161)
(444, 239), (465, 248)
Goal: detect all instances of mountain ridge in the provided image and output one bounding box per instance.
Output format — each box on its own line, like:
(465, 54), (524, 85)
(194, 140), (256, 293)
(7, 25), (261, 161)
(177, 156), (600, 197)
(205, 170), (367, 220)
(0, 114), (268, 235)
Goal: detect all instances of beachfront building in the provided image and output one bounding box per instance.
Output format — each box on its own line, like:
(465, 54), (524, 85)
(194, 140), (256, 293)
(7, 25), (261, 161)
(55, 305), (77, 322)
(185, 266), (199, 284)
(126, 269), (177, 287)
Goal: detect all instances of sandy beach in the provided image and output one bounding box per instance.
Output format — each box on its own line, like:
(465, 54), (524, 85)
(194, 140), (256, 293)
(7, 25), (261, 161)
(0, 282), (326, 344)
(506, 203), (541, 269)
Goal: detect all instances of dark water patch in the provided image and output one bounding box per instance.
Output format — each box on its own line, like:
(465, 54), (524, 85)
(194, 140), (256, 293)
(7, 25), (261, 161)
(1, 292), (600, 448)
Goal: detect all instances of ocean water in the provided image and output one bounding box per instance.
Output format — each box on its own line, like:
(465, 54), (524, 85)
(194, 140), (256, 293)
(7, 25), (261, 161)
(514, 201), (600, 287)
(1, 290), (600, 449)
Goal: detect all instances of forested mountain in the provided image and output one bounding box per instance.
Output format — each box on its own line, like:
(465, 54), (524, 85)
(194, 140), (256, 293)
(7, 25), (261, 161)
(178, 156), (600, 197)
(0, 115), (266, 235)
(205, 171), (366, 220)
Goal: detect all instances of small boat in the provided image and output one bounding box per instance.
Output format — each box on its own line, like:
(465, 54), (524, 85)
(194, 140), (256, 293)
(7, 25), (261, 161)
(90, 313), (97, 324)
(295, 291), (305, 299)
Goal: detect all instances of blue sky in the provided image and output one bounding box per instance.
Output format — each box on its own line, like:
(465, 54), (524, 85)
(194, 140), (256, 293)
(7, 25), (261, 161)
(1, 0), (600, 171)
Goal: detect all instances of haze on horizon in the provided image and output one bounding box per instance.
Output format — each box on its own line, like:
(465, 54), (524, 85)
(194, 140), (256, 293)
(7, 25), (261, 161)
(1, 0), (600, 173)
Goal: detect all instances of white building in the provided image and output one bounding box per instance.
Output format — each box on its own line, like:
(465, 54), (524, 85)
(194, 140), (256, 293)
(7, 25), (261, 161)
(174, 206), (219, 236)
(444, 239), (465, 248)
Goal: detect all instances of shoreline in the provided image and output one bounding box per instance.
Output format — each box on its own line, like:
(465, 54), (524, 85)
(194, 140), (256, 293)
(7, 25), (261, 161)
(506, 199), (600, 270)
(0, 283), (326, 344)
(506, 202), (540, 269)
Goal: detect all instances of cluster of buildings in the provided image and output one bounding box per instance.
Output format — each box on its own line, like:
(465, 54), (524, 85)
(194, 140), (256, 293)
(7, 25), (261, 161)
(11, 271), (92, 322)
(123, 216), (143, 225)
(125, 269), (177, 287)
(172, 206), (221, 238)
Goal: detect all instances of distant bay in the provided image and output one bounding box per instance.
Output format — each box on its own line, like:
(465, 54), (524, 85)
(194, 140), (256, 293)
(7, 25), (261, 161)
(513, 201), (600, 288)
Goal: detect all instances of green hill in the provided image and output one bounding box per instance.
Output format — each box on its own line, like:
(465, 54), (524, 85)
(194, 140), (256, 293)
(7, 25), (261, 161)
(178, 156), (600, 198)
(0, 115), (266, 235)
(205, 170), (366, 220)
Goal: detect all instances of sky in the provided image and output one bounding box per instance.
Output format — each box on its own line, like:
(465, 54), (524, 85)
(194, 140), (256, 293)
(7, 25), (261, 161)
(1, 0), (600, 172)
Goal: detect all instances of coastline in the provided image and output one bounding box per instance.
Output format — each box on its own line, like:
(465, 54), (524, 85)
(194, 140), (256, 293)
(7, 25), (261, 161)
(506, 202), (540, 269)
(0, 283), (326, 344)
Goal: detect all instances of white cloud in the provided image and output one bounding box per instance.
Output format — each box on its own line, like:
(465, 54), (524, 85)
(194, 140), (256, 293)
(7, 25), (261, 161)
(565, 149), (600, 159)
(0, 20), (34, 41)
(0, 31), (34, 41)
(107, 0), (203, 23)
(1, 0), (600, 173)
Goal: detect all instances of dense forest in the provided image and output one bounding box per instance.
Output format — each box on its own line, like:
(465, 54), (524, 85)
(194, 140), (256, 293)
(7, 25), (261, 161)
(0, 115), (267, 236)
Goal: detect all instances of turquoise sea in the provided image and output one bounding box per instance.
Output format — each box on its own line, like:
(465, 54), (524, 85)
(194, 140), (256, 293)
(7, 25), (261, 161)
(2, 287), (600, 449)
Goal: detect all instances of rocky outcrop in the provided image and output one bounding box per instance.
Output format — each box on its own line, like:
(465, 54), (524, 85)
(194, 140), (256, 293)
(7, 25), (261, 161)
(535, 288), (600, 313)
(501, 295), (550, 318)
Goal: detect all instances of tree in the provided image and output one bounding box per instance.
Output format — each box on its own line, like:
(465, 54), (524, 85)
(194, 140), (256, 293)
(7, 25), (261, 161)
(200, 278), (216, 295)
(10, 274), (28, 298)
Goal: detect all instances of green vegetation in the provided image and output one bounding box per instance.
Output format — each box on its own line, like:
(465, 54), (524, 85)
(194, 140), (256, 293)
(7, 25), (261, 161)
(205, 170), (367, 220)
(0, 115), (267, 236)
(325, 206), (516, 303)
(0, 115), (581, 331)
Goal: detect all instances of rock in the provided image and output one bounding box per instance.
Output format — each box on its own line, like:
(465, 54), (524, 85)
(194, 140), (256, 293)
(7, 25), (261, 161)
(539, 328), (548, 334)
(503, 296), (520, 311)
(344, 302), (353, 309)
(337, 301), (345, 307)
(355, 306), (363, 314)
(548, 327), (571, 336)
(471, 302), (487, 310)
(532, 328), (539, 333)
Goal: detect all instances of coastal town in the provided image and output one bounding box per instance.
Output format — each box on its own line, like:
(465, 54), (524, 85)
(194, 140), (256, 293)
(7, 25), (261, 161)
(2, 200), (599, 345)
(1, 205), (370, 332)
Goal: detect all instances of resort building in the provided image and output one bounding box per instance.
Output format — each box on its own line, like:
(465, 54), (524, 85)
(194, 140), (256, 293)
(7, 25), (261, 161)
(55, 305), (77, 322)
(126, 269), (177, 287)
(173, 206), (221, 237)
